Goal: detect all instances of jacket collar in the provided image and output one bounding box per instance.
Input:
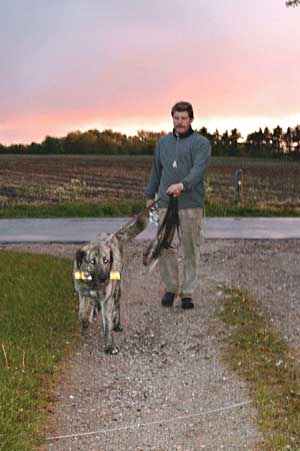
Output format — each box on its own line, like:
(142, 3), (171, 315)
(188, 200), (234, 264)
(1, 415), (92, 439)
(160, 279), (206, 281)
(173, 126), (194, 139)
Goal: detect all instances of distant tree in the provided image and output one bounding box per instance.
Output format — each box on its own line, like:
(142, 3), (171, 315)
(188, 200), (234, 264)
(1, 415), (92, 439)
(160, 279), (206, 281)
(259, 127), (273, 157)
(228, 128), (242, 156)
(262, 127), (272, 146)
(28, 142), (42, 153)
(99, 129), (128, 154)
(128, 130), (164, 155)
(136, 130), (165, 143)
(197, 127), (215, 142)
(221, 130), (229, 146)
(41, 136), (64, 154)
(87, 129), (101, 138)
(6, 144), (27, 153)
(212, 129), (220, 144)
(77, 130), (99, 154)
(199, 126), (209, 138)
(246, 128), (265, 156)
(292, 125), (300, 157)
(286, 0), (300, 6)
(63, 131), (82, 153)
(283, 127), (293, 154)
(272, 126), (283, 156)
(210, 129), (224, 156)
(219, 130), (229, 156)
(100, 129), (126, 144)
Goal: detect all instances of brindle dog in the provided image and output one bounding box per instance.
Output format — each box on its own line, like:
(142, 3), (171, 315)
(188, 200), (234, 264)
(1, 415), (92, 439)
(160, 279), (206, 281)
(73, 214), (147, 354)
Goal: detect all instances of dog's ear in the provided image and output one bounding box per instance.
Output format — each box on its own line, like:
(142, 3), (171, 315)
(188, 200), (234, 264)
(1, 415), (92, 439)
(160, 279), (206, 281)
(109, 249), (114, 270)
(76, 250), (86, 268)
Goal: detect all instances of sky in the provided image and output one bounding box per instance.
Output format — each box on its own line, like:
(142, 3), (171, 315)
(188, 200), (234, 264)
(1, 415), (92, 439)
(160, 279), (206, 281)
(1, 0), (300, 144)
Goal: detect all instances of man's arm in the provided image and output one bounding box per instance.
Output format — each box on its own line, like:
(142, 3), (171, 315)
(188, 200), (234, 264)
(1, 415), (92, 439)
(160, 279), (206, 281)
(181, 138), (211, 191)
(145, 142), (162, 203)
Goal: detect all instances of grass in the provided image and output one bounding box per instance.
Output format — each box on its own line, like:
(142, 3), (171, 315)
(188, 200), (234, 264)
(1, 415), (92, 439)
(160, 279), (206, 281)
(205, 199), (300, 218)
(219, 288), (300, 450)
(0, 250), (79, 451)
(0, 199), (300, 219)
(0, 200), (145, 219)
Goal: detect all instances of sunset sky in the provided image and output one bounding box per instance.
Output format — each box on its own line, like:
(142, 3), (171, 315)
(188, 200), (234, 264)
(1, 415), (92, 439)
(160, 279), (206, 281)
(1, 0), (300, 145)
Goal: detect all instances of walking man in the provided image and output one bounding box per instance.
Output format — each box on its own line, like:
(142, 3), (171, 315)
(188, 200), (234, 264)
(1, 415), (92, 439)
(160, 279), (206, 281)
(145, 101), (211, 309)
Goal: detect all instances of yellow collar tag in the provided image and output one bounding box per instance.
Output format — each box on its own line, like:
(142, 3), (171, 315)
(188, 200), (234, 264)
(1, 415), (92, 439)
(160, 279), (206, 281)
(74, 271), (92, 281)
(110, 271), (121, 280)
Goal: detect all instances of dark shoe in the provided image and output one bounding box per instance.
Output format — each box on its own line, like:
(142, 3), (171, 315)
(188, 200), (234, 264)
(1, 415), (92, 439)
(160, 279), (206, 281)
(181, 297), (194, 309)
(161, 292), (175, 307)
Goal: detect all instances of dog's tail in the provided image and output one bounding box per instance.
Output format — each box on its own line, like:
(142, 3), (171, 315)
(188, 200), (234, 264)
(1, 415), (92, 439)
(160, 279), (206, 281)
(115, 211), (148, 242)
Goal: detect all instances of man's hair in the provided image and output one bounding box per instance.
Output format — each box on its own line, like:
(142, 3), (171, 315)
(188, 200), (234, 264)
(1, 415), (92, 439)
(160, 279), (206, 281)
(171, 101), (194, 119)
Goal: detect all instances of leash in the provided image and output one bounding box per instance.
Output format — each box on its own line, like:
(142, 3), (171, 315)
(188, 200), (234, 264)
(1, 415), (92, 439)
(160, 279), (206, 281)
(143, 196), (180, 269)
(114, 197), (161, 239)
(114, 195), (179, 271)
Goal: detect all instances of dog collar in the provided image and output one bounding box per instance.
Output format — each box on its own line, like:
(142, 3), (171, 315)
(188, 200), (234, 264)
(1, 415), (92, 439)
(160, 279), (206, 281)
(74, 271), (92, 281)
(74, 271), (120, 281)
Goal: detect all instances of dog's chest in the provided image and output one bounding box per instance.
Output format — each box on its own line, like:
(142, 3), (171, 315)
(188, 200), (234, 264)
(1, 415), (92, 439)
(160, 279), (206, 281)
(75, 281), (106, 299)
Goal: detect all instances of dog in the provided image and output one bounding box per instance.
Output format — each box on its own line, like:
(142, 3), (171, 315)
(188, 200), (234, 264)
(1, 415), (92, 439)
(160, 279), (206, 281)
(73, 213), (147, 354)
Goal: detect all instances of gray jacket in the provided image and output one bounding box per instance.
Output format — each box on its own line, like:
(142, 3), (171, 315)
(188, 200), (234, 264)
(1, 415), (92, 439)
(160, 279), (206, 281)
(146, 129), (211, 209)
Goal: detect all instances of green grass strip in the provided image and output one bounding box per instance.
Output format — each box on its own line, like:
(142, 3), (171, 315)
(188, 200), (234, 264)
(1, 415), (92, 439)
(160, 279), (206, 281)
(219, 288), (300, 450)
(0, 200), (145, 219)
(0, 199), (300, 219)
(0, 250), (79, 451)
(205, 200), (300, 218)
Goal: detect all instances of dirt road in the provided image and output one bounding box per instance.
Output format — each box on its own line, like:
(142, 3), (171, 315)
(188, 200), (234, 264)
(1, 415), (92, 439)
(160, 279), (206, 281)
(2, 239), (300, 450)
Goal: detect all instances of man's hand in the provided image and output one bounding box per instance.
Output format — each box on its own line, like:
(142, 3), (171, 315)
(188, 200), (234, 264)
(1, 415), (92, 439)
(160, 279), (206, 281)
(167, 183), (184, 197)
(146, 199), (156, 209)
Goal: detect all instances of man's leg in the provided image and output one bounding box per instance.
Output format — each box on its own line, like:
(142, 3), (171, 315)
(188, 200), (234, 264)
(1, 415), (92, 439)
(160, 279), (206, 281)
(158, 208), (180, 300)
(179, 208), (203, 303)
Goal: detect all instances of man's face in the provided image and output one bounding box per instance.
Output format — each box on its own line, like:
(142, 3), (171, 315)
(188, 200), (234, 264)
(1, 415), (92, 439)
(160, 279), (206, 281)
(172, 111), (193, 135)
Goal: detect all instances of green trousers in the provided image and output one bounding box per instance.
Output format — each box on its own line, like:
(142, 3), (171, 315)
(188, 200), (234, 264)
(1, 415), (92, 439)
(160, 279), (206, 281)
(158, 208), (203, 298)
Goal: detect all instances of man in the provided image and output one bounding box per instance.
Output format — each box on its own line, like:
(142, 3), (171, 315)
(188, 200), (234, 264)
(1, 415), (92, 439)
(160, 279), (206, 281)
(145, 101), (211, 309)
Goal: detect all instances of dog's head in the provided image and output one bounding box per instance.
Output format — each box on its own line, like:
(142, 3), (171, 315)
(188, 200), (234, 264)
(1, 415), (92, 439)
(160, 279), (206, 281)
(75, 242), (114, 286)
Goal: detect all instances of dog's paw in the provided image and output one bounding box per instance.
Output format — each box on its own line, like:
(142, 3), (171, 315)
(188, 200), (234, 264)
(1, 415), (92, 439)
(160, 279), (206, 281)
(80, 320), (89, 335)
(113, 324), (123, 332)
(105, 346), (120, 355)
(89, 312), (97, 323)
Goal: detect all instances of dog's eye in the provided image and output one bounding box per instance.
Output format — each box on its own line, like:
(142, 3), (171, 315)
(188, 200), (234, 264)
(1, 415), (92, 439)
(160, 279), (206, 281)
(90, 258), (96, 265)
(103, 257), (109, 264)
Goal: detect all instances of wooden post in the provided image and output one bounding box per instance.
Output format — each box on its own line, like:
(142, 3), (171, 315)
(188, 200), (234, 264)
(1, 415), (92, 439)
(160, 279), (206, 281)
(234, 169), (243, 204)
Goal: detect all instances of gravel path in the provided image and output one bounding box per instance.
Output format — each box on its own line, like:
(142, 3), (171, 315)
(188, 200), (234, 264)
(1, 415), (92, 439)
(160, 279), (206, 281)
(2, 238), (300, 450)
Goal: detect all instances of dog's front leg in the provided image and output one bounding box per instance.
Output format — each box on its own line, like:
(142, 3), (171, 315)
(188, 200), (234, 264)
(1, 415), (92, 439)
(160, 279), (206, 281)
(101, 299), (119, 355)
(113, 283), (123, 332)
(79, 295), (90, 334)
(89, 299), (98, 323)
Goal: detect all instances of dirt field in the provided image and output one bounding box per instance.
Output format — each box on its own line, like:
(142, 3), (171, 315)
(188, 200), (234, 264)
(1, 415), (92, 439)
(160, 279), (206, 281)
(1, 155), (300, 210)
(2, 238), (300, 450)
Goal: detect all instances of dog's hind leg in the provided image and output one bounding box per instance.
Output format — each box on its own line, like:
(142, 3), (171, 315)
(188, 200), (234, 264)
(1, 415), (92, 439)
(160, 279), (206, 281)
(79, 295), (91, 334)
(113, 283), (123, 332)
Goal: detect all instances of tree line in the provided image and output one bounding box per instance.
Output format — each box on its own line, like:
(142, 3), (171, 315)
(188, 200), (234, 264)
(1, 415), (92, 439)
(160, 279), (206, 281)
(1, 125), (300, 160)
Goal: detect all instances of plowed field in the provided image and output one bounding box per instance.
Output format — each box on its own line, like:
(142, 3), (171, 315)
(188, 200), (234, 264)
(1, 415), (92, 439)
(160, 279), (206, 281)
(0, 155), (300, 210)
